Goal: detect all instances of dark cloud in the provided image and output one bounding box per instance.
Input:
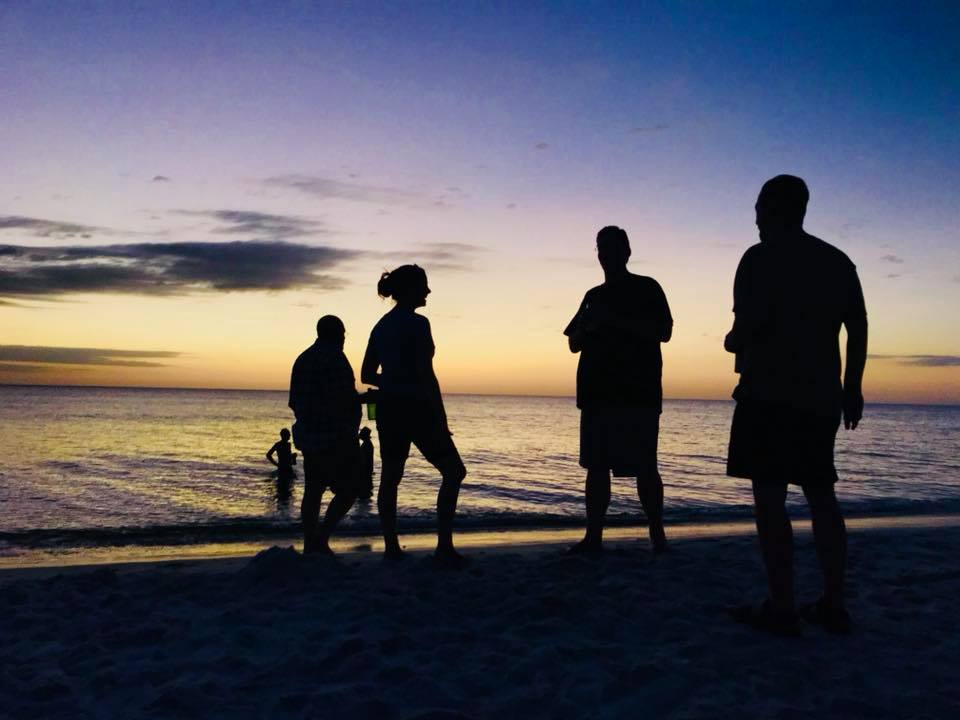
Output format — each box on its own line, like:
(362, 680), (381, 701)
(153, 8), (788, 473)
(152, 175), (171, 183)
(0, 362), (71, 374)
(0, 215), (102, 239)
(880, 254), (904, 264)
(886, 273), (901, 279)
(262, 175), (416, 204)
(176, 210), (326, 239)
(0, 241), (360, 298)
(629, 123), (669, 133)
(0, 345), (181, 367)
(534, 142), (549, 150)
(870, 354), (960, 367)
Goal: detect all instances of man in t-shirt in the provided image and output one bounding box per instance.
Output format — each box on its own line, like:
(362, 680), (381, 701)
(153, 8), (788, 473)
(725, 175), (868, 635)
(564, 225), (673, 554)
(289, 315), (361, 554)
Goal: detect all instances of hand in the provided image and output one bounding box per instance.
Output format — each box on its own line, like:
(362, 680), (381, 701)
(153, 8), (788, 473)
(843, 387), (863, 430)
(723, 329), (740, 354)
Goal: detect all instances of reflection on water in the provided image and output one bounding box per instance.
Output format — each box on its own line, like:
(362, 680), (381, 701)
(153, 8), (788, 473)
(0, 386), (958, 538)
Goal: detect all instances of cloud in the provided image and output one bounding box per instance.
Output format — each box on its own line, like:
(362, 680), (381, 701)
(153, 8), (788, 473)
(880, 254), (904, 264)
(152, 175), (171, 183)
(0, 215), (100, 239)
(870, 354), (960, 367)
(262, 175), (416, 204)
(629, 123), (669, 133)
(886, 273), (901, 279)
(0, 345), (182, 367)
(375, 242), (487, 272)
(175, 210), (326, 239)
(0, 362), (70, 374)
(0, 241), (360, 298)
(534, 142), (549, 150)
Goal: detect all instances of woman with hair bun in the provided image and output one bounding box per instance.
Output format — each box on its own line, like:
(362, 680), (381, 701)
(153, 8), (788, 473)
(361, 264), (467, 565)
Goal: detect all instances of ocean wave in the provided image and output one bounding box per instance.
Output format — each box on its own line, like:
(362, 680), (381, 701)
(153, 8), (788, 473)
(4, 498), (960, 550)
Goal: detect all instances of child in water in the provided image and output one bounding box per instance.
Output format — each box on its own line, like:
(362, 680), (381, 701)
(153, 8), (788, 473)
(358, 427), (375, 500)
(266, 428), (297, 480)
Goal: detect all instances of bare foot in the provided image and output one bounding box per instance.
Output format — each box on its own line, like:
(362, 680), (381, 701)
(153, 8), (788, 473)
(382, 546), (406, 562)
(433, 546), (470, 569)
(649, 525), (668, 554)
(566, 538), (603, 556)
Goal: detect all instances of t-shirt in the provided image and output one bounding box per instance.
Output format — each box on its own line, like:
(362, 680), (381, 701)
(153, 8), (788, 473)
(288, 339), (360, 450)
(564, 273), (673, 411)
(366, 307), (435, 400)
(730, 233), (867, 416)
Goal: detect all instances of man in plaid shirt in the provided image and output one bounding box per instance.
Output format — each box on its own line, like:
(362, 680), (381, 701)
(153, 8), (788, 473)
(289, 315), (361, 554)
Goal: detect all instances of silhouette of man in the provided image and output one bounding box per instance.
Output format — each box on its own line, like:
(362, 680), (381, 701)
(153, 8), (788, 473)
(289, 315), (361, 555)
(726, 175), (868, 635)
(564, 226), (673, 554)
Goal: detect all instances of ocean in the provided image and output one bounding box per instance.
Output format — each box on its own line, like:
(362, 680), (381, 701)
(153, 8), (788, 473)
(1, 386), (958, 552)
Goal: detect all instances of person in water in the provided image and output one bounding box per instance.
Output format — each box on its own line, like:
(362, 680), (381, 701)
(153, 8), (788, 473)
(358, 427), (375, 501)
(361, 264), (468, 566)
(289, 315), (361, 555)
(564, 225), (673, 554)
(266, 428), (296, 480)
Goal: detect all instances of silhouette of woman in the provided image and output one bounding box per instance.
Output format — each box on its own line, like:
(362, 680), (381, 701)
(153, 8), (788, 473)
(361, 265), (467, 565)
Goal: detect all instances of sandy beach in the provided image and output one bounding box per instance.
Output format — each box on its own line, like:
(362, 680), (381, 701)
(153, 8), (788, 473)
(2, 521), (959, 720)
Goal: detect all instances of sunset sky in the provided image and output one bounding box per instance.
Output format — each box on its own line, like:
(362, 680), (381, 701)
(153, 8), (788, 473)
(1, 2), (958, 403)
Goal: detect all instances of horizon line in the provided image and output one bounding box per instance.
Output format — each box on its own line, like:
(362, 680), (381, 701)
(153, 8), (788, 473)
(1, 382), (958, 408)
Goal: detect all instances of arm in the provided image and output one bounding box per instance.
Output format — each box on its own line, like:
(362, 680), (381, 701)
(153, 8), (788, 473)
(360, 340), (381, 387)
(266, 443), (279, 467)
(842, 269), (868, 430)
(725, 249), (772, 354)
(416, 319), (448, 430)
(564, 298), (588, 354)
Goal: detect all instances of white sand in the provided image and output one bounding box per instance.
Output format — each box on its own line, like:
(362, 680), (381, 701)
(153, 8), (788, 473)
(2, 523), (959, 719)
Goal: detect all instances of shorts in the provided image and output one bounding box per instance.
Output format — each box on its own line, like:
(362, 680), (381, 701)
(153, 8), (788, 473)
(302, 444), (360, 495)
(727, 401), (840, 486)
(376, 403), (465, 477)
(579, 406), (660, 477)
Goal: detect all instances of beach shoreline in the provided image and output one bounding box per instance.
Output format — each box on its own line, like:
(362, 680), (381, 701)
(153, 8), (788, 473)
(3, 512), (959, 574)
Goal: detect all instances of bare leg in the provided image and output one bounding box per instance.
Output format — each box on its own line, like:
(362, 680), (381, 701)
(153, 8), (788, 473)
(378, 457), (405, 558)
(315, 489), (357, 553)
(435, 456), (466, 555)
(637, 470), (667, 551)
(570, 468), (610, 552)
(751, 479), (794, 613)
(300, 454), (324, 554)
(803, 483), (847, 610)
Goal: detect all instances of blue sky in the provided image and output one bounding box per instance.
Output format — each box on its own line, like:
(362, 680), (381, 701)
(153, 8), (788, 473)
(1, 1), (958, 400)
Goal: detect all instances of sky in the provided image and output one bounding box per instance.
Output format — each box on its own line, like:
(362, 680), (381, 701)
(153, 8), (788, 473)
(1, 1), (958, 403)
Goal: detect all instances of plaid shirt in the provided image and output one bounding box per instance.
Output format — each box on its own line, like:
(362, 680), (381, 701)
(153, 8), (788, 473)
(288, 340), (360, 452)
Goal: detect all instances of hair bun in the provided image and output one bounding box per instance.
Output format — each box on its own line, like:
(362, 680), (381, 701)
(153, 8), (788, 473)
(377, 271), (393, 298)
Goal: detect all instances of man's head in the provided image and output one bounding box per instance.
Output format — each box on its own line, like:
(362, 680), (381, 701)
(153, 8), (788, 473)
(316, 314), (346, 349)
(280, 428), (290, 441)
(756, 175), (809, 242)
(596, 225), (631, 273)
